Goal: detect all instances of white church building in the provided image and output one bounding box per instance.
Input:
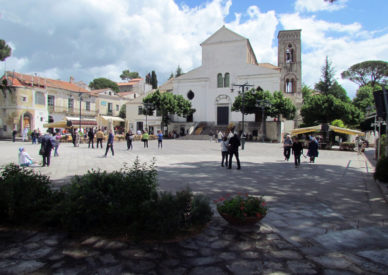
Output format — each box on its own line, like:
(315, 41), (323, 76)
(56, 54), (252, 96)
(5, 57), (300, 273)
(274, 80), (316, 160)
(170, 26), (302, 141)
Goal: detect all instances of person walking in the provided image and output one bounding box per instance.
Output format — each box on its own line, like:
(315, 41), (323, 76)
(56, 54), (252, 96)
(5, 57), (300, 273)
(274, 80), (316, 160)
(12, 128), (17, 142)
(40, 132), (55, 167)
(125, 130), (134, 150)
(157, 130), (163, 149)
(221, 136), (229, 167)
(104, 130), (114, 157)
(22, 127), (28, 142)
(96, 128), (104, 149)
(291, 137), (303, 168)
(228, 132), (241, 170)
(88, 128), (95, 148)
(53, 132), (61, 157)
(142, 130), (149, 148)
(307, 136), (319, 163)
(217, 130), (224, 143)
(18, 147), (33, 167)
(283, 135), (292, 161)
(31, 130), (37, 144)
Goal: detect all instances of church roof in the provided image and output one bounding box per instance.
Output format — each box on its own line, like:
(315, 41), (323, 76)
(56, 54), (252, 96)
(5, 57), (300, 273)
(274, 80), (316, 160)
(200, 25), (247, 46)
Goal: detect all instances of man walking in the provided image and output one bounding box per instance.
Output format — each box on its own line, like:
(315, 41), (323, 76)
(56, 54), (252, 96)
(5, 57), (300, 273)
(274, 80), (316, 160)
(40, 131), (55, 167)
(88, 128), (95, 148)
(228, 132), (241, 170)
(104, 130), (114, 157)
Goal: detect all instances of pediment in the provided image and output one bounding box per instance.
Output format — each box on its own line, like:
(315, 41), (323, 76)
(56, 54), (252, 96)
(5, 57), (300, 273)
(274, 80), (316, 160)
(201, 26), (247, 46)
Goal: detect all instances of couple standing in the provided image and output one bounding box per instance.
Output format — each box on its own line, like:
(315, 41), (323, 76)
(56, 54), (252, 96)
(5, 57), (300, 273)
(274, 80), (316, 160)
(221, 132), (241, 170)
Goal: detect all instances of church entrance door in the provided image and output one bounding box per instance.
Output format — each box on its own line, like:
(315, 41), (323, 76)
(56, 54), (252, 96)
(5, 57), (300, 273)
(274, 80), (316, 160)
(217, 106), (229, 125)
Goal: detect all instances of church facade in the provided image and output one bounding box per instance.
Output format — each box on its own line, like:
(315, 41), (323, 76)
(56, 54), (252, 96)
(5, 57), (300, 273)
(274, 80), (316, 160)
(171, 26), (302, 138)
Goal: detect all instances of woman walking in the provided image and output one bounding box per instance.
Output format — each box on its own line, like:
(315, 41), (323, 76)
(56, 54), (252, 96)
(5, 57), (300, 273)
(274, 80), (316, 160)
(220, 136), (229, 167)
(142, 130), (149, 148)
(307, 136), (319, 163)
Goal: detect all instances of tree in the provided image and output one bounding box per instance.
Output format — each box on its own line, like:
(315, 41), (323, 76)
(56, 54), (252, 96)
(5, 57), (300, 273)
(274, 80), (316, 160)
(352, 84), (378, 114)
(315, 56), (335, 95)
(143, 90), (195, 132)
(120, 70), (140, 81)
(175, 65), (183, 77)
(89, 78), (119, 93)
(168, 73), (174, 80)
(0, 40), (11, 62)
(341, 61), (388, 87)
(301, 94), (362, 126)
(150, 71), (158, 89)
(119, 104), (126, 119)
(231, 88), (296, 122)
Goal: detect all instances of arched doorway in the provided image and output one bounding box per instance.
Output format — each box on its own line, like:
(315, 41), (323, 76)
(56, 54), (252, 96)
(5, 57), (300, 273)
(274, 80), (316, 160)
(215, 95), (231, 125)
(23, 113), (32, 130)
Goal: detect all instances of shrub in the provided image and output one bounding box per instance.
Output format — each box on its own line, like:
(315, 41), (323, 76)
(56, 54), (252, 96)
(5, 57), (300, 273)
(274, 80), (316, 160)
(57, 157), (158, 232)
(374, 157), (388, 183)
(0, 163), (54, 225)
(137, 189), (212, 239)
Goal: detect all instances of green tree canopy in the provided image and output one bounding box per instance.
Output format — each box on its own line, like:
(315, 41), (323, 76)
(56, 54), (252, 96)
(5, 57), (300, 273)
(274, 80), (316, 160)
(119, 104), (126, 119)
(341, 61), (388, 87)
(301, 94), (362, 127)
(231, 88), (296, 122)
(89, 77), (119, 93)
(352, 84), (379, 114)
(143, 90), (195, 129)
(0, 40), (11, 62)
(175, 65), (183, 77)
(120, 70), (140, 81)
(151, 71), (158, 89)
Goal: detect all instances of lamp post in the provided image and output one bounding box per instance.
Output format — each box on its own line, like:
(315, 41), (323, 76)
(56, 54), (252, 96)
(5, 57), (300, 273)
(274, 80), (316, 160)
(78, 92), (82, 131)
(231, 82), (253, 150)
(256, 99), (271, 142)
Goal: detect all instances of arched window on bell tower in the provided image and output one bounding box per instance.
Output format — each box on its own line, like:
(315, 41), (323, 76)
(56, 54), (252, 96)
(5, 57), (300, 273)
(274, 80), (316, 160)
(224, 73), (230, 87)
(285, 78), (296, 93)
(285, 44), (294, 64)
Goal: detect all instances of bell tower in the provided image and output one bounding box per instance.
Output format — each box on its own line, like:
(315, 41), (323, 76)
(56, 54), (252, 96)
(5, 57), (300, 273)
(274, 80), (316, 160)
(278, 30), (302, 124)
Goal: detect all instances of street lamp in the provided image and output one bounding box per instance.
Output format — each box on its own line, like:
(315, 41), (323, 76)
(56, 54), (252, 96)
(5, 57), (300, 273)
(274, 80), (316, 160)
(231, 82), (253, 150)
(143, 102), (154, 132)
(256, 99), (271, 142)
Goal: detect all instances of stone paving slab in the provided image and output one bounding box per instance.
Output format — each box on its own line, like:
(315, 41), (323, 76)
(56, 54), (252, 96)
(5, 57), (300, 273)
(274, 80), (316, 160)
(0, 140), (388, 273)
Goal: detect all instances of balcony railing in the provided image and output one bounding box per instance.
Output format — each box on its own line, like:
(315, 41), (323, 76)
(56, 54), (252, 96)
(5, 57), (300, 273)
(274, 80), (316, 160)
(48, 106), (98, 116)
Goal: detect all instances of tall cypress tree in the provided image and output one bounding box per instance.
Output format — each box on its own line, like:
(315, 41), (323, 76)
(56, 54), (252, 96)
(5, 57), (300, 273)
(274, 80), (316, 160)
(151, 71), (158, 89)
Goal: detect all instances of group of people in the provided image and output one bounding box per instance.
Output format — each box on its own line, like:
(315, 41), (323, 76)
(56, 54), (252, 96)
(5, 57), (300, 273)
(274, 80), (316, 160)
(283, 135), (319, 168)
(220, 131), (242, 170)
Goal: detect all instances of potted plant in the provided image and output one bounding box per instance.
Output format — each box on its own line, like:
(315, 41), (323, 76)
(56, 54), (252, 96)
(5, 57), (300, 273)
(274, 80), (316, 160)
(215, 194), (268, 226)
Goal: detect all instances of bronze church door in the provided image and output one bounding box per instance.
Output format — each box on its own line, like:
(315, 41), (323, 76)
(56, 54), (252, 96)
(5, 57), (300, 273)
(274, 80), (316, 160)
(217, 106), (229, 125)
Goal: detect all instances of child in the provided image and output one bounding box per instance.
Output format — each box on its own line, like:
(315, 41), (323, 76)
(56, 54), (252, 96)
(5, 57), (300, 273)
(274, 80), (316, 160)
(18, 147), (33, 167)
(291, 137), (303, 168)
(221, 136), (229, 167)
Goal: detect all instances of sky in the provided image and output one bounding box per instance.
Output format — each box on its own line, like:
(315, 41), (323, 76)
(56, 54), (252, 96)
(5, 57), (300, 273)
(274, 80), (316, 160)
(1, 0), (387, 98)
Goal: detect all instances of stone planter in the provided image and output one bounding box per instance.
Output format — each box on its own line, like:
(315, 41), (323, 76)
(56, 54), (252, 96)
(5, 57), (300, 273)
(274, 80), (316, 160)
(218, 210), (265, 226)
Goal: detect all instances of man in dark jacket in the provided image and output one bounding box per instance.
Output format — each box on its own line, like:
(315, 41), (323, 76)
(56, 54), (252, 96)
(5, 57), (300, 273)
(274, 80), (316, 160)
(104, 130), (114, 157)
(40, 132), (55, 167)
(228, 132), (241, 170)
(88, 128), (95, 148)
(292, 137), (303, 168)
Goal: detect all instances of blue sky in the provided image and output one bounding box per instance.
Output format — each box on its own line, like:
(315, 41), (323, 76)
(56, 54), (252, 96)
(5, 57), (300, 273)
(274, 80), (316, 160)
(1, 0), (387, 98)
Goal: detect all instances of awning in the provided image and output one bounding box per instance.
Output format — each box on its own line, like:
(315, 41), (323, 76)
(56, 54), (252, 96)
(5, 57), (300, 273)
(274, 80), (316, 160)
(43, 119), (97, 128)
(43, 121), (68, 128)
(291, 125), (321, 135)
(291, 124), (365, 136)
(329, 125), (365, 136)
(100, 116), (125, 122)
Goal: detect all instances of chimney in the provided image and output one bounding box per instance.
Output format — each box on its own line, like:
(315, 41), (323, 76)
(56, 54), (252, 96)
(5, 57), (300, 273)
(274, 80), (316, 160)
(70, 76), (74, 83)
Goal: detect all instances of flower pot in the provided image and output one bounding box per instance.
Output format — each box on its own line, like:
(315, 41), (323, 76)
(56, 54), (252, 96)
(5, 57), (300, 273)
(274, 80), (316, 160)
(218, 210), (265, 226)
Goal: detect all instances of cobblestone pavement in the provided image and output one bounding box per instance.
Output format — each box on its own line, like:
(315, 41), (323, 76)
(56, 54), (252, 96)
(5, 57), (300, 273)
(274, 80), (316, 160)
(0, 139), (388, 274)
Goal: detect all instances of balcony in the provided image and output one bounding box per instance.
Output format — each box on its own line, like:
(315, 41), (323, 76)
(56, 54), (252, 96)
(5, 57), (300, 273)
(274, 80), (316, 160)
(48, 106), (98, 116)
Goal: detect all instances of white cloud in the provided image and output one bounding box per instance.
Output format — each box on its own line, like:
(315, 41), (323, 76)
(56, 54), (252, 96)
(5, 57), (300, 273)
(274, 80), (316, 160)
(295, 0), (348, 13)
(1, 0), (387, 100)
(279, 12), (388, 98)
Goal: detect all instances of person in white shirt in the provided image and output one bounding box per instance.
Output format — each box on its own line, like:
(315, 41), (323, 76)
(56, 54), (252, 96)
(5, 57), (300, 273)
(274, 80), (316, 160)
(18, 147), (33, 167)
